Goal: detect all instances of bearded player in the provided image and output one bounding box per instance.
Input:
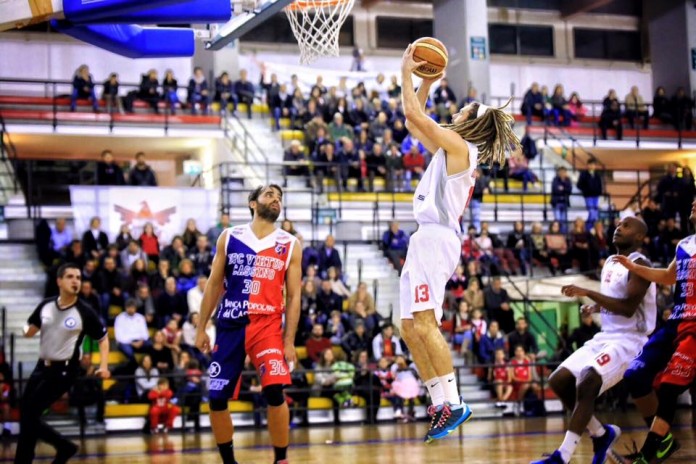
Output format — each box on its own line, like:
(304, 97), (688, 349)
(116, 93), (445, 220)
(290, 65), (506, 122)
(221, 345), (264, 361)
(196, 185), (301, 464)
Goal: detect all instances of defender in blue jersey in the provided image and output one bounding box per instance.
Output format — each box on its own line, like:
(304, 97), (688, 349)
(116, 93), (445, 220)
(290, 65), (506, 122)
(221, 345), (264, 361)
(196, 185), (302, 464)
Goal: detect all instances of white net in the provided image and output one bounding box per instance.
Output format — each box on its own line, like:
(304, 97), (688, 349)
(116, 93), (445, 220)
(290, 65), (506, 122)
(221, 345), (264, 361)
(285, 0), (356, 65)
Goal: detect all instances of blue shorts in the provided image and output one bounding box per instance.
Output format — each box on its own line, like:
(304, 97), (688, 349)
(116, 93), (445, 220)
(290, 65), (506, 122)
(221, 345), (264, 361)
(208, 326), (246, 402)
(624, 321), (678, 393)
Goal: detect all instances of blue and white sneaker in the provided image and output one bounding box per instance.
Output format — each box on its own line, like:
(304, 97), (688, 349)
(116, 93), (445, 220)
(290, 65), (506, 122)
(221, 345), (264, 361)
(530, 450), (565, 464)
(591, 424), (621, 464)
(424, 397), (473, 443)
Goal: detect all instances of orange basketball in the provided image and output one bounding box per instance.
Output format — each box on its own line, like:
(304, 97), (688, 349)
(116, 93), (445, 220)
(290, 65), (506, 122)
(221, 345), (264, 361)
(412, 37), (448, 79)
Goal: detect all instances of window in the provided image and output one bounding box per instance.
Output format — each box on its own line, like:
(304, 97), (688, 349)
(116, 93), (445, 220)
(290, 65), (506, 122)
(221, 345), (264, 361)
(489, 24), (554, 57)
(241, 13), (354, 46)
(376, 17), (433, 49)
(488, 0), (561, 10)
(574, 28), (641, 61)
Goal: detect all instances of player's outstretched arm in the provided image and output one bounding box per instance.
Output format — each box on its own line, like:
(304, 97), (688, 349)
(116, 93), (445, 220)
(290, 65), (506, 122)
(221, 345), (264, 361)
(405, 76), (439, 150)
(401, 44), (468, 159)
(612, 255), (677, 286)
(561, 259), (652, 317)
(195, 230), (227, 353)
(283, 242), (302, 369)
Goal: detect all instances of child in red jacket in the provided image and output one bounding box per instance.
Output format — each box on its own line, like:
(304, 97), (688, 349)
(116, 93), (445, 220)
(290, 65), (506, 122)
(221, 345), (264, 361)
(148, 378), (180, 433)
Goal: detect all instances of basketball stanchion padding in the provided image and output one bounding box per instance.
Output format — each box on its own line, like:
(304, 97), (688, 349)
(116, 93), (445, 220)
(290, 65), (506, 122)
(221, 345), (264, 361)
(285, 0), (355, 65)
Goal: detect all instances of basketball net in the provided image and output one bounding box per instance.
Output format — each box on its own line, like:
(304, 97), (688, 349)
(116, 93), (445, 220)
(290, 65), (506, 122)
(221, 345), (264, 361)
(285, 0), (355, 65)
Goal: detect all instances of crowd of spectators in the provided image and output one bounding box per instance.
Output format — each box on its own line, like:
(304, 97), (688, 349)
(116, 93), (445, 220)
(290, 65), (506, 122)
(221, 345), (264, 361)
(521, 82), (694, 137)
(70, 65), (258, 117)
(271, 69), (542, 195)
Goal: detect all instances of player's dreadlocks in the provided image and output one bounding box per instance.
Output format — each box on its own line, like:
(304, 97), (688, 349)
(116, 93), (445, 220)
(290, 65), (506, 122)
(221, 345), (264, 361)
(442, 97), (520, 166)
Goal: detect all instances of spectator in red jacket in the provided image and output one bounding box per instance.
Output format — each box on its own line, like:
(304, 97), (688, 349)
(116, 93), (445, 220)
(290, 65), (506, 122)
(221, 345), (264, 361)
(139, 222), (160, 265)
(401, 144), (425, 192)
(304, 324), (332, 367)
(148, 378), (180, 434)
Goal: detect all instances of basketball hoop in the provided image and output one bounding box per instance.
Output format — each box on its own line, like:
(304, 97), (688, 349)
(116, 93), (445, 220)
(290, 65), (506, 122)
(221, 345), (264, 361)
(285, 0), (355, 65)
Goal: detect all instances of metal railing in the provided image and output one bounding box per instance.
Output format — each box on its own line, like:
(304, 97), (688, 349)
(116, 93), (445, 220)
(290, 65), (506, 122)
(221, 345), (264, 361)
(8, 360), (556, 437)
(0, 77), (223, 134)
(490, 94), (695, 149)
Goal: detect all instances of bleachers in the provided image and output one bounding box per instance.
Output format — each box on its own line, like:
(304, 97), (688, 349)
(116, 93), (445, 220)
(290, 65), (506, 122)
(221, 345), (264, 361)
(0, 95), (221, 127)
(515, 113), (696, 142)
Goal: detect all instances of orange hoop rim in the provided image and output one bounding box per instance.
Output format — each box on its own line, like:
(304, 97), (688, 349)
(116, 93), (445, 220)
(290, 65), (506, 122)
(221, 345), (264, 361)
(286, 0), (352, 11)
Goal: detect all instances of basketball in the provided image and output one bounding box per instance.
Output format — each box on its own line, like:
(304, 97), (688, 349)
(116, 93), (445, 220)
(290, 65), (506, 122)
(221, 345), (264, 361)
(412, 37), (448, 79)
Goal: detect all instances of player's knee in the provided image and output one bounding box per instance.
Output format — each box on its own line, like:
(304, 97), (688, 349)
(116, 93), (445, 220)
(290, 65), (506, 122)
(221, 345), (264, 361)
(263, 384), (286, 407)
(548, 367), (573, 393)
(576, 368), (602, 400)
(412, 313), (437, 337)
(209, 398), (229, 412)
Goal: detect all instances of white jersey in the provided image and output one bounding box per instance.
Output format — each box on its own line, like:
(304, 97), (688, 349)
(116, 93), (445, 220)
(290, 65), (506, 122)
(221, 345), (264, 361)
(412, 142), (478, 232)
(599, 251), (656, 335)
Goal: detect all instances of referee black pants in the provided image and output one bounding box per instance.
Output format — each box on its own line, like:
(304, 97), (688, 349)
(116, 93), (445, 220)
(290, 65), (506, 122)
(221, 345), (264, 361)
(15, 362), (78, 463)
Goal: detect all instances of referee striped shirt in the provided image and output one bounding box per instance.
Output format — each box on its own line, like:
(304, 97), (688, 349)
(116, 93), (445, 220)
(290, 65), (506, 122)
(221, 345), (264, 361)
(28, 298), (107, 363)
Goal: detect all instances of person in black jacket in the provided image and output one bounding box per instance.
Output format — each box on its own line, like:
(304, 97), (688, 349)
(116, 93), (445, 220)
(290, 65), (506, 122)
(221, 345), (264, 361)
(101, 73), (121, 114)
(652, 86), (672, 125)
(567, 313), (599, 351)
(506, 317), (539, 361)
(82, 217), (110, 261)
(128, 152), (157, 187)
(521, 83), (545, 124)
(317, 235), (342, 278)
(671, 87), (693, 131)
(576, 159), (603, 230)
(96, 150), (125, 186)
(162, 70), (179, 114)
(270, 83), (293, 131)
(551, 166), (572, 232)
(233, 69), (255, 119)
(187, 67), (209, 115)
(341, 321), (371, 361)
(70, 64), (98, 112)
(599, 97), (623, 140)
(432, 78), (457, 122)
(138, 70), (161, 114)
(214, 72), (236, 114)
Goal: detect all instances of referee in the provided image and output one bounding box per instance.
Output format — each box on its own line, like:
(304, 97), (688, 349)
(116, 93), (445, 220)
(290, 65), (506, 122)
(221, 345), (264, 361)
(15, 263), (110, 464)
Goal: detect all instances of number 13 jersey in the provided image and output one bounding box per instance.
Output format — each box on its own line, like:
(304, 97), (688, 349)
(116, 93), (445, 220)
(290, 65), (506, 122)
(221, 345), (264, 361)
(217, 224), (297, 329)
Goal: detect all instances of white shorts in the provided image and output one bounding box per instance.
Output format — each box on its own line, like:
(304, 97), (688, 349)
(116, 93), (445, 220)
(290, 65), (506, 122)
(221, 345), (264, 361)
(399, 224), (461, 322)
(559, 332), (647, 395)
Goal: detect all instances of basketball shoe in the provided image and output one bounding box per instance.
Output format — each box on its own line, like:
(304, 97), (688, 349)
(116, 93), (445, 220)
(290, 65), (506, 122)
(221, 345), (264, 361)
(627, 432), (681, 464)
(591, 424), (621, 464)
(529, 450), (565, 464)
(610, 433), (680, 464)
(424, 396), (472, 443)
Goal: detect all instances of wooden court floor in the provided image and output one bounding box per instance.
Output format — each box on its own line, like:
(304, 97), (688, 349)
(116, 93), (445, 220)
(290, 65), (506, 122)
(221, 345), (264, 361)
(2, 410), (694, 463)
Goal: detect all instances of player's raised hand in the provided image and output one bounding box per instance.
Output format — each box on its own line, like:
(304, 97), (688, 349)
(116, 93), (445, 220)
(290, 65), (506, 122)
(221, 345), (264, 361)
(561, 284), (589, 298)
(401, 44), (427, 74)
(580, 304), (600, 317)
(611, 254), (637, 271)
(195, 330), (211, 354)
